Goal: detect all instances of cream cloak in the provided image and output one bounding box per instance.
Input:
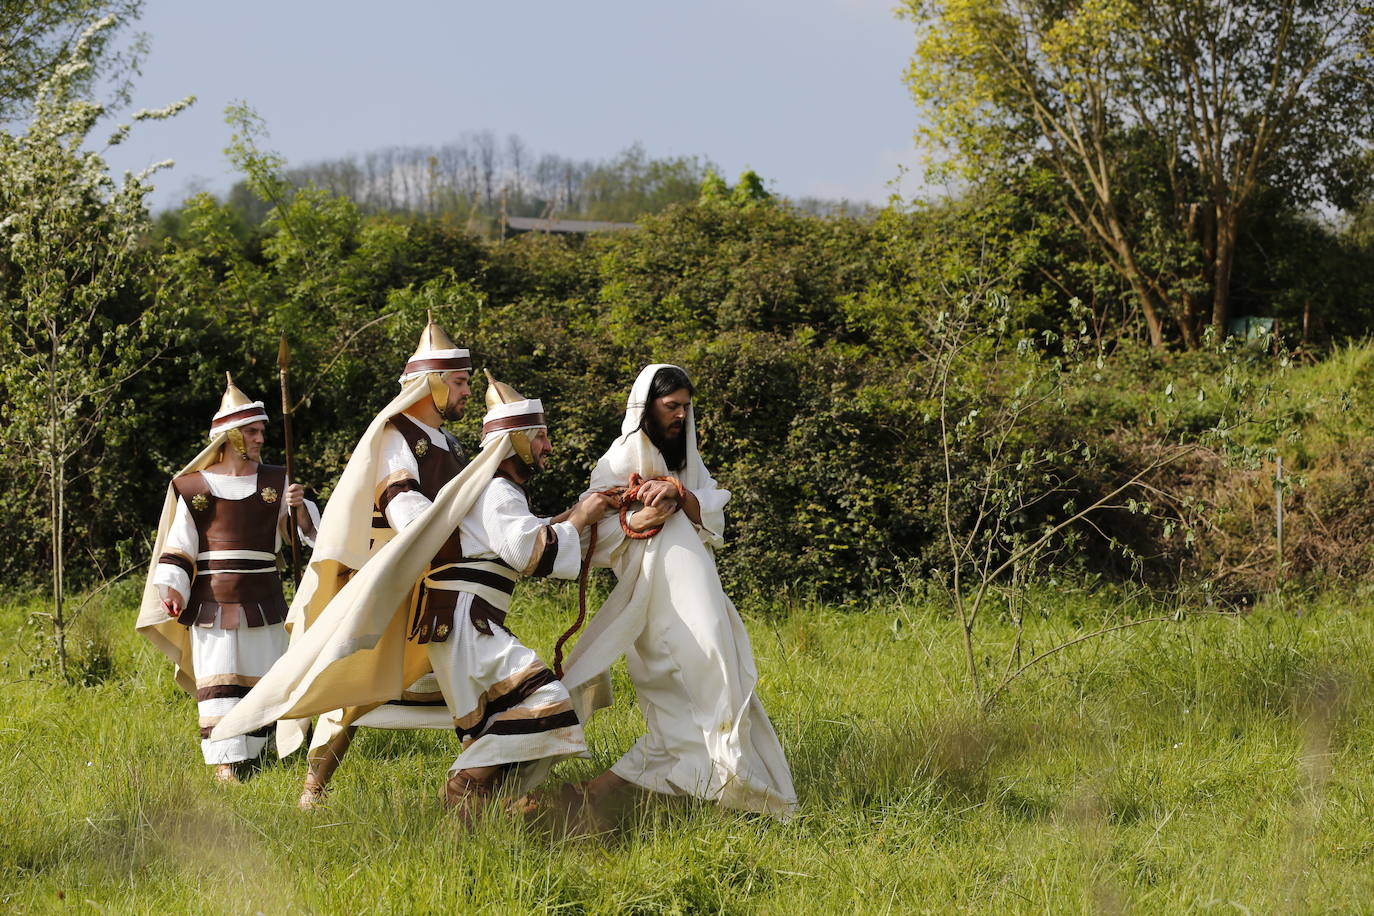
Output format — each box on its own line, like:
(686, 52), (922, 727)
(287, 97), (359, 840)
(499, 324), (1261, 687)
(209, 378), (508, 746)
(135, 436), (233, 694)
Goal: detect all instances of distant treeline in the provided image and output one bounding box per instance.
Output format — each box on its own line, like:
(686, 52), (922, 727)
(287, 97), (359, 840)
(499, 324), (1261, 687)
(214, 134), (874, 229)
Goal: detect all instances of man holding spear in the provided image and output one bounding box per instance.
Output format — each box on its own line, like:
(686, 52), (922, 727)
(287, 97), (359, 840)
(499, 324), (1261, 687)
(229, 317), (615, 819)
(136, 374), (320, 783)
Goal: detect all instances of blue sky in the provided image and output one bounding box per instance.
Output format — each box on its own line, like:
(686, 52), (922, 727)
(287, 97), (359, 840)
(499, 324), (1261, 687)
(101, 1), (924, 211)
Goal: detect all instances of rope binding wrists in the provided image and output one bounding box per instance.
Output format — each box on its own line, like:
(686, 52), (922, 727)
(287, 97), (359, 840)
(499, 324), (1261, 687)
(553, 473), (686, 678)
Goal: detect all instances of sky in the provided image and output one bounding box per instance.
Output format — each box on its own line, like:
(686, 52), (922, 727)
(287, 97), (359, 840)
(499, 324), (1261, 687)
(99, 0), (925, 211)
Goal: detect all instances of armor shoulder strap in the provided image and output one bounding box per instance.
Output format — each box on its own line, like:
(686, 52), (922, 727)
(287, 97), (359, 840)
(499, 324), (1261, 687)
(258, 465), (287, 492)
(171, 471), (210, 504)
(388, 413), (427, 451)
(443, 430), (468, 468)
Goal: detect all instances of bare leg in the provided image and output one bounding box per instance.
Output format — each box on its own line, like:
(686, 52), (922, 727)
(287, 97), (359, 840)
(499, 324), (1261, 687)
(298, 725), (357, 810)
(545, 770), (631, 835)
(213, 763), (239, 784)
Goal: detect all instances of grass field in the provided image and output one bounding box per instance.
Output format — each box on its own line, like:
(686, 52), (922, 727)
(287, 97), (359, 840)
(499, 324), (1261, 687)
(3, 581), (1373, 914)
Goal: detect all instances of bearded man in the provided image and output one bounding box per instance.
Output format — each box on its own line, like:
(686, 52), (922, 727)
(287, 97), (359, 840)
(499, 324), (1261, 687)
(136, 374), (319, 783)
(285, 315), (477, 807)
(560, 364), (797, 822)
(210, 322), (615, 819)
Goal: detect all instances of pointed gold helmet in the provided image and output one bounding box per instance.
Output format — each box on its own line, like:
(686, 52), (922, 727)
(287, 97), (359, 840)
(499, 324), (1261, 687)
(210, 372), (268, 458)
(399, 311), (472, 418)
(218, 372), (255, 414)
(480, 369), (545, 468)
(483, 369), (526, 411)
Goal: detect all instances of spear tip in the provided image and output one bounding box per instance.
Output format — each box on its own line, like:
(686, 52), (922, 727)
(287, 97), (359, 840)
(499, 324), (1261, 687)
(278, 335), (290, 368)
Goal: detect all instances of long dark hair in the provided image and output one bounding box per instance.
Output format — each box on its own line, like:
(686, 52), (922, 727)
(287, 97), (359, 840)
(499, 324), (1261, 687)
(639, 366), (695, 471)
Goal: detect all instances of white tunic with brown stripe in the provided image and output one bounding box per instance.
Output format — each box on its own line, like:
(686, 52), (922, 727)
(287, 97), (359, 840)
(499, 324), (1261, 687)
(151, 469), (318, 764)
(359, 421), (586, 774)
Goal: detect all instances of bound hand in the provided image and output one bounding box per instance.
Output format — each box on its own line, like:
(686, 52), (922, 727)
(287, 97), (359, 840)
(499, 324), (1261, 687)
(629, 499), (678, 531)
(635, 479), (680, 507)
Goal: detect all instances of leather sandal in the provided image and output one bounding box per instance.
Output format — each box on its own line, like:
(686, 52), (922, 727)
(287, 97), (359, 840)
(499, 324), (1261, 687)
(441, 769), (497, 825)
(298, 774), (327, 811)
(212, 763), (239, 785)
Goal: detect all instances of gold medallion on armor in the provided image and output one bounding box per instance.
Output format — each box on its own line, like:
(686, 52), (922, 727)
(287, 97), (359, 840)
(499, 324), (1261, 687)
(414, 438), (429, 458)
(191, 493), (210, 512)
(418, 623), (430, 639)
(434, 623), (450, 640)
(260, 486), (279, 504)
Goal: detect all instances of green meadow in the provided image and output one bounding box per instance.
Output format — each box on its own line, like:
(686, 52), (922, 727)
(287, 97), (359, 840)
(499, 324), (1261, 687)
(3, 583), (1372, 914)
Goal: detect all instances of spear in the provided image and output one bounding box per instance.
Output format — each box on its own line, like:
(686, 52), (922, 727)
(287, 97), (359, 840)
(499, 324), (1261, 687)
(278, 335), (302, 586)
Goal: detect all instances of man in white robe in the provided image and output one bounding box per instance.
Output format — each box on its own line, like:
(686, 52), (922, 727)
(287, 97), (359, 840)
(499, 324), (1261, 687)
(136, 374), (319, 783)
(560, 364), (797, 821)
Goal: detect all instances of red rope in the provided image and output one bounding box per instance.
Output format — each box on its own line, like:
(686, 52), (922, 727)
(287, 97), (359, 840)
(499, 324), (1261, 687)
(552, 474), (685, 678)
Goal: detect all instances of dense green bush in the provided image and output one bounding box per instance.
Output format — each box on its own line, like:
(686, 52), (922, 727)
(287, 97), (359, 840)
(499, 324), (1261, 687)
(7, 171), (1374, 605)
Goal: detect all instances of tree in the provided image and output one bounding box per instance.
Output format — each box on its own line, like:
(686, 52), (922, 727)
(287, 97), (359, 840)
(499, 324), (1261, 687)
(0, 15), (190, 679)
(0, 0), (145, 122)
(903, 0), (1374, 348)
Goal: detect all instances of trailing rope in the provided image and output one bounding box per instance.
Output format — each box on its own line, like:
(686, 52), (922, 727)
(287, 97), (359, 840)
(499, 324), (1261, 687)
(552, 473), (685, 677)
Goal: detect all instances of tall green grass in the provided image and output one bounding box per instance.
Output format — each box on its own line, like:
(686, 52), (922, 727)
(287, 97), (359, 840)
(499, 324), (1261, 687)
(3, 584), (1373, 913)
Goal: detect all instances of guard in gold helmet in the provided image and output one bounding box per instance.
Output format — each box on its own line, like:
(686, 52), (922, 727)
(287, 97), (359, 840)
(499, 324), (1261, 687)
(398, 311), (473, 425)
(137, 374), (319, 785)
(287, 319), (616, 820)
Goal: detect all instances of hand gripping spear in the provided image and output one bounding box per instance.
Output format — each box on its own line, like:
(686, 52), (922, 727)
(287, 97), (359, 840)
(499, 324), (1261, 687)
(278, 336), (302, 586)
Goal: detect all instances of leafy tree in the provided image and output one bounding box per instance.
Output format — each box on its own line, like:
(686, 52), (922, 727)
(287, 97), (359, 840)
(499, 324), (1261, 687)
(0, 0), (145, 122)
(903, 0), (1374, 348)
(576, 143), (714, 221)
(0, 15), (190, 679)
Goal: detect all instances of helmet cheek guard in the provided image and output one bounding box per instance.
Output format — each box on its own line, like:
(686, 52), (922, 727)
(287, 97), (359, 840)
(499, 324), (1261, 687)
(509, 429), (535, 467)
(427, 373), (450, 417)
(226, 427), (249, 460)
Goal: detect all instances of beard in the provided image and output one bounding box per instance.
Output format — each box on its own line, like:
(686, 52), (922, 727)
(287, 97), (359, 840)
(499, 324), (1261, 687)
(644, 415), (688, 471)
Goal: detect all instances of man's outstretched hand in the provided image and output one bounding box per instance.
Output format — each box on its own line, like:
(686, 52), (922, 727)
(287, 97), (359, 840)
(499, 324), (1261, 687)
(569, 491), (619, 531)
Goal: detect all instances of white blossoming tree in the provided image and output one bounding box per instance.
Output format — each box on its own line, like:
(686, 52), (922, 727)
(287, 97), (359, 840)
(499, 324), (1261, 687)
(0, 15), (191, 680)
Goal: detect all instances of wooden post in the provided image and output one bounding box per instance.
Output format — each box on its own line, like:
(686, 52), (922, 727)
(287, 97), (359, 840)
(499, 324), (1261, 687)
(278, 336), (302, 586)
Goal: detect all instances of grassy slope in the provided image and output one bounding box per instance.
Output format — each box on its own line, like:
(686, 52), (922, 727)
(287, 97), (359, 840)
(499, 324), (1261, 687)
(2, 583), (1373, 914)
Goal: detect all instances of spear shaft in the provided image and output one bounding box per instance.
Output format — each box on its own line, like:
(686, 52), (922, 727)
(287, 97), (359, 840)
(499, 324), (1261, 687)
(278, 336), (302, 586)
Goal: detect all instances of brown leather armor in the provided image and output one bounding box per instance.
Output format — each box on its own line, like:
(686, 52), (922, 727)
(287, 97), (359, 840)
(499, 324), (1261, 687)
(374, 414), (483, 643)
(164, 466), (288, 628)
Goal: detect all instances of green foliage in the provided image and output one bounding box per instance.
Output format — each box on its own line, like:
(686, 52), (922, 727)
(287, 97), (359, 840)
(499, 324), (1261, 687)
(0, 13), (190, 677)
(902, 0), (1374, 346)
(4, 82), (1374, 612)
(0, 0), (145, 122)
